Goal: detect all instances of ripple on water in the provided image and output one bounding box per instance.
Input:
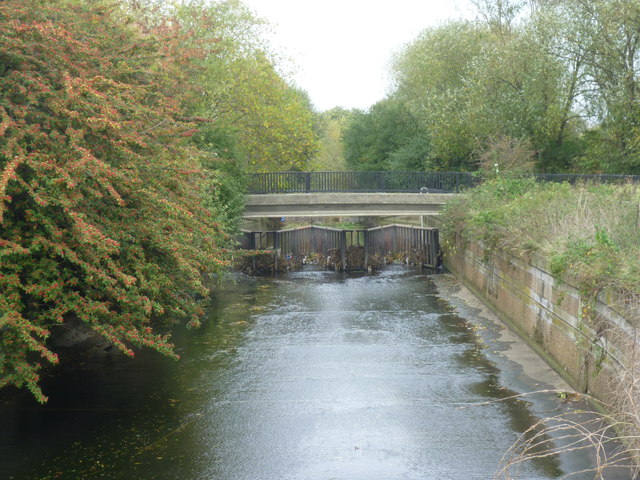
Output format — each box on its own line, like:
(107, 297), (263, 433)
(0, 266), (622, 480)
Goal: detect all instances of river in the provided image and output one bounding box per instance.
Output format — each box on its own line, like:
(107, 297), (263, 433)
(0, 267), (629, 479)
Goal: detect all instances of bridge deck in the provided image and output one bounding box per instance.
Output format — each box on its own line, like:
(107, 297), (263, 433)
(243, 192), (459, 218)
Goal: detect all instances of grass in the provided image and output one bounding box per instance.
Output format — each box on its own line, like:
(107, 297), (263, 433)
(441, 178), (640, 295)
(495, 327), (640, 479)
(441, 177), (640, 477)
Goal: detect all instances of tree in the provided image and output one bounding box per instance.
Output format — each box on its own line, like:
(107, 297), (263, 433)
(471, 22), (584, 170)
(551, 0), (640, 172)
(314, 107), (352, 171)
(392, 18), (584, 171)
(343, 98), (430, 171)
(392, 22), (490, 170)
(473, 0), (640, 173)
(228, 66), (319, 172)
(171, 0), (319, 173)
(0, 0), (231, 402)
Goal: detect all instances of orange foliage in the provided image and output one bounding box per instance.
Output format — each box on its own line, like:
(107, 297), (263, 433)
(0, 0), (230, 402)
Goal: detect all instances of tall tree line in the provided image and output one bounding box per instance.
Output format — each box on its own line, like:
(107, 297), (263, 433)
(344, 0), (640, 174)
(0, 0), (319, 401)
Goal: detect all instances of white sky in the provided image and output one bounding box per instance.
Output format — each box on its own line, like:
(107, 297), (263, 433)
(241, 0), (474, 112)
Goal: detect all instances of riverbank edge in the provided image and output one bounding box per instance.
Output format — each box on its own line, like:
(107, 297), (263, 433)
(442, 233), (631, 409)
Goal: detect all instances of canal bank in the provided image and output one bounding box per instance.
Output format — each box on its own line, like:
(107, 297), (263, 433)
(442, 231), (640, 474)
(443, 235), (633, 402)
(432, 272), (636, 478)
(0, 266), (624, 479)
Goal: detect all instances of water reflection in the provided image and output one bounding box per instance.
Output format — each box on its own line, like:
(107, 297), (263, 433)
(0, 267), (606, 479)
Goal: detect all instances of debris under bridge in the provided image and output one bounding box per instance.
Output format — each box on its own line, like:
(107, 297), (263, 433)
(236, 224), (442, 274)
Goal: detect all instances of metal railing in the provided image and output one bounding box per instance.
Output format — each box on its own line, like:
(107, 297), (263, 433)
(239, 224), (440, 270)
(245, 171), (476, 194)
(245, 171), (640, 194)
(535, 173), (640, 184)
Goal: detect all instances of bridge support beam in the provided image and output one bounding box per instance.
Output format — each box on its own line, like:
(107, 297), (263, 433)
(243, 193), (458, 218)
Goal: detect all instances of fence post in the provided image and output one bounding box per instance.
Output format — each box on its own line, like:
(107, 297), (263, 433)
(274, 231), (280, 272)
(305, 172), (311, 193)
(363, 230), (369, 270)
(378, 172), (386, 192)
(340, 230), (347, 271)
(248, 232), (256, 272)
(432, 229), (440, 269)
(392, 225), (397, 253)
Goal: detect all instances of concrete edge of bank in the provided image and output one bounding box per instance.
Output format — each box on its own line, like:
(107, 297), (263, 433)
(443, 234), (634, 405)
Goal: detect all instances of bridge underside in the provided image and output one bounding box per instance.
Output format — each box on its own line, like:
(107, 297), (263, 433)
(243, 193), (458, 218)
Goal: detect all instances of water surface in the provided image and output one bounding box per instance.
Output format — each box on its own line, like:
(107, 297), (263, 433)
(0, 267), (615, 479)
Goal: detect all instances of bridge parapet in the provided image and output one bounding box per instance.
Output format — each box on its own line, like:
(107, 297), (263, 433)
(245, 171), (640, 195)
(245, 171), (475, 194)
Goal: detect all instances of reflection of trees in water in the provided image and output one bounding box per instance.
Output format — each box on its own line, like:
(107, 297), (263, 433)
(201, 276), (276, 354)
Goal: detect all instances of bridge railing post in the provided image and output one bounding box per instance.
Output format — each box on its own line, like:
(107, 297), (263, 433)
(305, 172), (311, 193)
(376, 172), (386, 192)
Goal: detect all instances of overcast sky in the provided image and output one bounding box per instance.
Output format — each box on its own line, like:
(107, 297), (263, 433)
(241, 0), (474, 112)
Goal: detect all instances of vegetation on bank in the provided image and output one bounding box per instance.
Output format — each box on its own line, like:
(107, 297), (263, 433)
(439, 139), (640, 476)
(0, 0), (320, 402)
(447, 178), (640, 475)
(438, 135), (639, 300)
(441, 176), (640, 298)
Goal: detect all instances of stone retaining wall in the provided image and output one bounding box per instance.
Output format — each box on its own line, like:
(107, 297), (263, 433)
(445, 235), (636, 401)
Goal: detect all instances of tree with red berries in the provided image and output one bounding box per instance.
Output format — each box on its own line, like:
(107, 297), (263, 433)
(0, 0), (232, 402)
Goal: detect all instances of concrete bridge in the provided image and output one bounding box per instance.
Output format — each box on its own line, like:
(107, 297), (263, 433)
(243, 192), (458, 218)
(243, 171), (469, 218)
(243, 171), (640, 219)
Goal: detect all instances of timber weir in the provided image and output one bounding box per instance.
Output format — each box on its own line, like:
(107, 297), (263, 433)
(238, 224), (441, 273)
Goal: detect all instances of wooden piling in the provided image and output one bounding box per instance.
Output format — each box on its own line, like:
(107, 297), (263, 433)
(274, 230), (279, 272)
(363, 230), (369, 269)
(238, 224), (441, 272)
